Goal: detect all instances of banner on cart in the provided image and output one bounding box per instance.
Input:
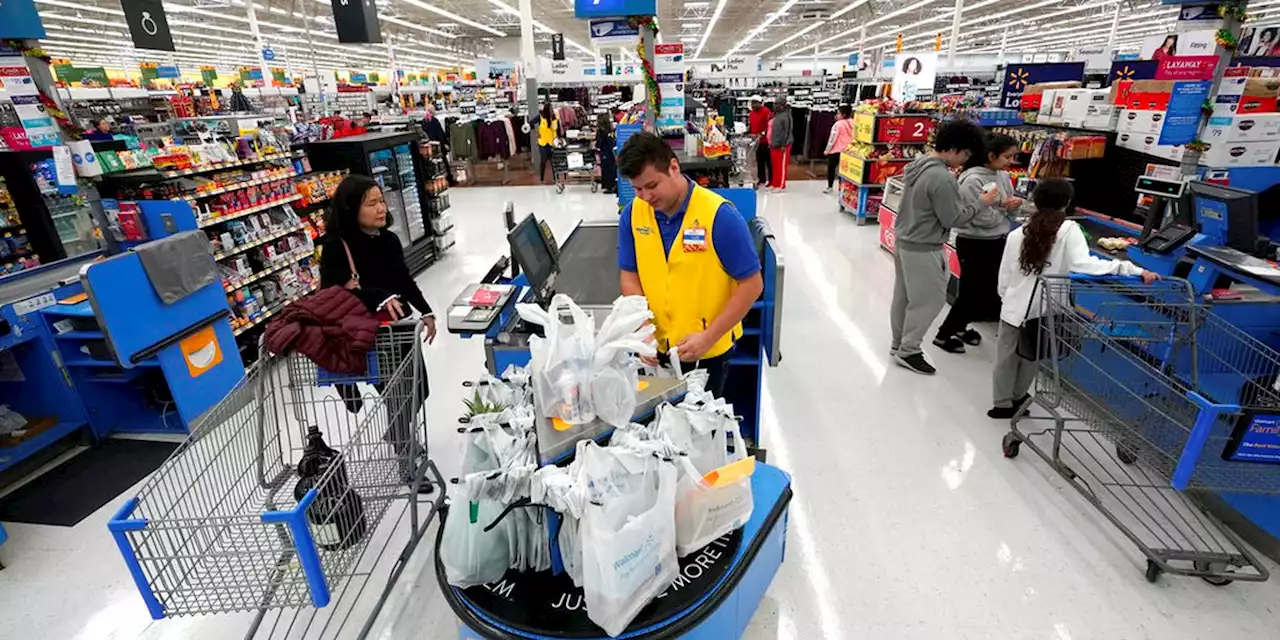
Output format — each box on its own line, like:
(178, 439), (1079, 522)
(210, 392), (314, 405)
(1159, 80), (1213, 145)
(1108, 60), (1159, 85)
(999, 62), (1086, 109)
(589, 18), (640, 47)
(121, 0), (175, 51)
(655, 44), (685, 129)
(891, 52), (936, 102)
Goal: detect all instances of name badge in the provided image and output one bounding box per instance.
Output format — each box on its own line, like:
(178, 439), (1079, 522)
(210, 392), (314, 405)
(682, 225), (707, 252)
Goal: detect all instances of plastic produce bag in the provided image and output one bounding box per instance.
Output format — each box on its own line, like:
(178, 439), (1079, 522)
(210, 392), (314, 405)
(577, 442), (678, 637)
(517, 294), (597, 424)
(592, 296), (656, 428)
(440, 473), (514, 588)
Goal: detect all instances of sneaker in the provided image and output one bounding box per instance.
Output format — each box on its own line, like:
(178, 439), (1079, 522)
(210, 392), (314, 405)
(960, 329), (982, 346)
(988, 395), (1032, 419)
(933, 335), (967, 354)
(822, 187), (833, 194)
(894, 353), (937, 375)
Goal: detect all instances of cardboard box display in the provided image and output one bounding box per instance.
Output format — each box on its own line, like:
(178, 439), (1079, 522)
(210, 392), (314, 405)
(1110, 80), (1133, 106)
(1081, 104), (1120, 131)
(1117, 109), (1167, 135)
(1200, 140), (1280, 167)
(1201, 114), (1280, 143)
(1242, 78), (1280, 97)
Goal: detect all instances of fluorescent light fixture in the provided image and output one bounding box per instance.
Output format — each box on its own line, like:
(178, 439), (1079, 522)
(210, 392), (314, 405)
(756, 0), (869, 57)
(725, 0), (802, 58)
(397, 0), (505, 36)
(694, 0), (728, 59)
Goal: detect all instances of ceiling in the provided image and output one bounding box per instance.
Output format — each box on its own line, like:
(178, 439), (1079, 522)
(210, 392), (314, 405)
(34, 0), (1280, 76)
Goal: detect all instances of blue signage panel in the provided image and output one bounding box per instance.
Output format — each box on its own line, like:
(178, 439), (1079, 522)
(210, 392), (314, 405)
(0, 0), (46, 39)
(262, 47), (276, 61)
(999, 62), (1086, 109)
(156, 65), (180, 79)
(575, 0), (656, 19)
(589, 18), (640, 41)
(1159, 80), (1213, 146)
(1108, 60), (1159, 86)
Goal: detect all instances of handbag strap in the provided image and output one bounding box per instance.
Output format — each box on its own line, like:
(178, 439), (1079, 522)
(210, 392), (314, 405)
(341, 239), (360, 284)
(1019, 277), (1040, 328)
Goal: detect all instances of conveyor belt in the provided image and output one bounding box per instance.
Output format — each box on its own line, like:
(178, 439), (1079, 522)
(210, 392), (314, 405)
(0, 256), (96, 306)
(555, 224), (621, 306)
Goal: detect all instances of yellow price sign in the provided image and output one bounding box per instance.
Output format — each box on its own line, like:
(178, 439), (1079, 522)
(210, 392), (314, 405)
(839, 151), (865, 183)
(853, 112), (876, 144)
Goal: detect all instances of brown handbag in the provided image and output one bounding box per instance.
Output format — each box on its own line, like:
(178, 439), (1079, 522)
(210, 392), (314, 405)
(341, 239), (360, 290)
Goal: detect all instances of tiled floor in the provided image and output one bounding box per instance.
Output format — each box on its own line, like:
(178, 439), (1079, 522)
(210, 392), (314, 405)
(2, 180), (1279, 640)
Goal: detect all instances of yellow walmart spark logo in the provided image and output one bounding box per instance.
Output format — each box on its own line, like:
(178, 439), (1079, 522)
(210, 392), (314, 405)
(1007, 67), (1030, 90)
(1114, 65), (1138, 81)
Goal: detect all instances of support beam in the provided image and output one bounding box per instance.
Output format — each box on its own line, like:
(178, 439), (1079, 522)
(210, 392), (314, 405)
(947, 0), (964, 67)
(1105, 3), (1121, 58)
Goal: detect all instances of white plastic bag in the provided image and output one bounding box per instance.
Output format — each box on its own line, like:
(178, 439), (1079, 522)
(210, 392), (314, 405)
(673, 455), (753, 556)
(532, 463), (588, 586)
(653, 398), (740, 476)
(440, 473), (514, 588)
(577, 442), (678, 637)
(517, 294), (597, 424)
(592, 296), (656, 428)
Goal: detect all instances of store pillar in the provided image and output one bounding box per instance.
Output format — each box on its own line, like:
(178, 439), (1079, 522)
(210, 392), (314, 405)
(246, 1), (270, 88)
(1105, 3), (1120, 57)
(520, 0), (540, 168)
(946, 0), (964, 67)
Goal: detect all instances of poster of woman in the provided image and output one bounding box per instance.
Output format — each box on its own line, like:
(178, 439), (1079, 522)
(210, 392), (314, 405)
(1240, 25), (1280, 57)
(1140, 29), (1217, 60)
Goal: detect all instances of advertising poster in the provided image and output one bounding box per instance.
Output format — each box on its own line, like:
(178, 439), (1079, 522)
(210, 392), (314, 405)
(588, 18), (640, 47)
(1156, 56), (1218, 81)
(1239, 23), (1280, 58)
(1159, 80), (1213, 146)
(1109, 60), (1158, 85)
(1140, 29), (1216, 60)
(999, 62), (1086, 109)
(891, 52), (936, 102)
(655, 43), (685, 130)
(0, 51), (58, 150)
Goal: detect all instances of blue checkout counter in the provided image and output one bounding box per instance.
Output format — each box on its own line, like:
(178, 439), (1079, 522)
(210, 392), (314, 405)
(0, 238), (244, 482)
(437, 190), (790, 638)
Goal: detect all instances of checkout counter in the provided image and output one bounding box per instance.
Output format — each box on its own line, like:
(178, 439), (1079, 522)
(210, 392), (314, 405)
(437, 191), (789, 639)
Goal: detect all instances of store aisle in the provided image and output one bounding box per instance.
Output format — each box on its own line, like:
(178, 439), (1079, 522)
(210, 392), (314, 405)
(2, 182), (1279, 640)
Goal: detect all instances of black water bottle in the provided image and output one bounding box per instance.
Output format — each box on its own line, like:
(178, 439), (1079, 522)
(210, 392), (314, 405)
(293, 426), (367, 550)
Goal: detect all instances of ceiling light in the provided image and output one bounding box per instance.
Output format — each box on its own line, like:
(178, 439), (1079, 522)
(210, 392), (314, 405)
(685, 1), (710, 7)
(694, 0), (728, 59)
(725, 0), (801, 58)
(756, 0), (869, 57)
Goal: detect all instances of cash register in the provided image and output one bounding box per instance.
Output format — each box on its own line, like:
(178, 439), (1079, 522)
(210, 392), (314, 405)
(445, 214), (556, 335)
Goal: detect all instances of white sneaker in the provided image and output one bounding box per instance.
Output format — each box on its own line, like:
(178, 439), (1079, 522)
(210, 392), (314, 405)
(823, 187), (833, 194)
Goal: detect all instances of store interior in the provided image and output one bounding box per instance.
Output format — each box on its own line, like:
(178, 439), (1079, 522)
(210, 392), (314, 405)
(3, 1), (1280, 639)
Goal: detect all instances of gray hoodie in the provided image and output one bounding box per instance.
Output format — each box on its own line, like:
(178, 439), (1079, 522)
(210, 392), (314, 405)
(954, 166), (1015, 239)
(770, 109), (794, 148)
(893, 155), (980, 251)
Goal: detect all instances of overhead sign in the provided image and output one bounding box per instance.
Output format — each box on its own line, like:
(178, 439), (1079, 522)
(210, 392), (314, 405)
(551, 34), (565, 61)
(331, 0), (382, 44)
(999, 62), (1086, 109)
(588, 18), (640, 47)
(544, 58), (583, 82)
(121, 0), (175, 52)
(725, 54), (757, 76)
(1239, 23), (1280, 58)
(1140, 29), (1216, 61)
(262, 47), (276, 62)
(574, 0), (656, 19)
(604, 53), (614, 76)
(891, 52), (937, 102)
(156, 64), (180, 79)
(0, 0), (46, 39)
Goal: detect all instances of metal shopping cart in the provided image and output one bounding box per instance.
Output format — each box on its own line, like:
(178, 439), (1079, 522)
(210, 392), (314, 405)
(1003, 275), (1280, 586)
(730, 134), (757, 187)
(552, 142), (599, 194)
(108, 320), (446, 639)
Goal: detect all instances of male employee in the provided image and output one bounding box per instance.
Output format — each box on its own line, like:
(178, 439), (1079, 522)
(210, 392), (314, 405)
(617, 132), (763, 396)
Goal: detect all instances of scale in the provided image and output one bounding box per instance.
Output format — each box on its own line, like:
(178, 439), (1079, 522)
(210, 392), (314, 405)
(1136, 175), (1198, 254)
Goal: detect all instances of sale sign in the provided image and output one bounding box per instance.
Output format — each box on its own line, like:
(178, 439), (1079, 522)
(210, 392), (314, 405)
(1156, 55), (1219, 81)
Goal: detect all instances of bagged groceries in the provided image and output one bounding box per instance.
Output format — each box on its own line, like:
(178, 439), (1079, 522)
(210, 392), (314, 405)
(592, 297), (657, 427)
(577, 441), (678, 637)
(440, 473), (515, 588)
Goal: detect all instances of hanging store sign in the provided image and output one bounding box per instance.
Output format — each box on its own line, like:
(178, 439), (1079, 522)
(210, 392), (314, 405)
(0, 0), (46, 39)
(1160, 80), (1213, 146)
(999, 62), (1086, 109)
(543, 59), (584, 82)
(1140, 29), (1216, 61)
(330, 0), (383, 44)
(588, 18), (640, 47)
(156, 65), (181, 79)
(1108, 60), (1158, 85)
(551, 34), (566, 61)
(121, 0), (176, 52)
(262, 47), (276, 62)
(604, 54), (614, 76)
(655, 43), (685, 130)
(1178, 3), (1225, 24)
(574, 0), (656, 19)
(724, 55), (757, 77)
(891, 52), (937, 102)
(1239, 23), (1280, 58)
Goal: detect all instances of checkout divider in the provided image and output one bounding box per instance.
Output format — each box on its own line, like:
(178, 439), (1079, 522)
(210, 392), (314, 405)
(440, 189), (790, 638)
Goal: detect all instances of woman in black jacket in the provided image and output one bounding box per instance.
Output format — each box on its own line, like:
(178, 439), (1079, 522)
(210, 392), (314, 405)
(596, 113), (617, 194)
(317, 174), (436, 493)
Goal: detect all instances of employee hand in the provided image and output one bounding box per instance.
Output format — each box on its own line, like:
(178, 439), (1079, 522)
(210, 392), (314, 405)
(384, 298), (405, 321)
(1140, 270), (1161, 284)
(980, 189), (1001, 206)
(640, 354), (660, 367)
(1002, 196), (1024, 210)
(422, 315), (438, 344)
(675, 331), (716, 362)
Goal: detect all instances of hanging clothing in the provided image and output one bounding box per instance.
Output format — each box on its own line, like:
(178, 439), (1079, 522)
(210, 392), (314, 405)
(449, 121), (478, 161)
(503, 117), (517, 158)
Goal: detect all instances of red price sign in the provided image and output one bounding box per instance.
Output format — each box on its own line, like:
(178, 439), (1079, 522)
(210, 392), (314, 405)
(875, 115), (933, 144)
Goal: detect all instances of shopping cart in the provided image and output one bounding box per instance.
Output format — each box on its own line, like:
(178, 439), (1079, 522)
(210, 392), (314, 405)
(730, 134), (757, 187)
(552, 143), (599, 194)
(108, 320), (446, 639)
(1003, 274), (1280, 586)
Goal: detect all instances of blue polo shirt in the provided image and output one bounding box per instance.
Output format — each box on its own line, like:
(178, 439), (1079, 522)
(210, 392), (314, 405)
(617, 178), (761, 280)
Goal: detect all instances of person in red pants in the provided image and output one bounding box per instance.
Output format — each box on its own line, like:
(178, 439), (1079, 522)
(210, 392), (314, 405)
(768, 97), (793, 192)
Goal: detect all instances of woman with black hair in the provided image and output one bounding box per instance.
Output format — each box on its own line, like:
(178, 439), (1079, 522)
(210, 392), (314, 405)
(990, 179), (1157, 419)
(537, 102), (559, 184)
(318, 174), (437, 492)
(596, 112), (617, 194)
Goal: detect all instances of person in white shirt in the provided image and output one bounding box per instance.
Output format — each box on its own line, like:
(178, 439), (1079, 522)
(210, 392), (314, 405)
(990, 178), (1159, 419)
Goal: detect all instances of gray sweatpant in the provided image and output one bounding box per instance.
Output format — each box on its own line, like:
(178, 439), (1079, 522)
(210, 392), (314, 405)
(993, 321), (1037, 408)
(890, 247), (948, 357)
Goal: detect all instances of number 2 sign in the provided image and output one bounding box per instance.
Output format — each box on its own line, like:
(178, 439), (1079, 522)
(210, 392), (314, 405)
(875, 115), (933, 144)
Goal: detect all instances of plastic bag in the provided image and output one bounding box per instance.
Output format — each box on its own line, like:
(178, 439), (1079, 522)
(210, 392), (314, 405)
(440, 473), (514, 588)
(673, 453), (753, 556)
(592, 296), (656, 428)
(517, 294), (597, 424)
(653, 398), (740, 476)
(532, 464), (588, 585)
(577, 442), (678, 637)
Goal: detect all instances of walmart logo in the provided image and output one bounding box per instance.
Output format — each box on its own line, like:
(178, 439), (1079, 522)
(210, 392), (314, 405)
(1007, 67), (1030, 91)
(1114, 65), (1138, 82)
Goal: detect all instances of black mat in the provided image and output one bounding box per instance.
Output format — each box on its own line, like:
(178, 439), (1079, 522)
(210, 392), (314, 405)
(0, 439), (178, 526)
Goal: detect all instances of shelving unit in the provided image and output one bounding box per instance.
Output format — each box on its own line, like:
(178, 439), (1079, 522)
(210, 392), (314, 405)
(196, 194), (303, 228)
(838, 112), (933, 225)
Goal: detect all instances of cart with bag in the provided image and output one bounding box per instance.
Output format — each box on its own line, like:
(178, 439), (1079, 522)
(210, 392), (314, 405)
(552, 141), (599, 194)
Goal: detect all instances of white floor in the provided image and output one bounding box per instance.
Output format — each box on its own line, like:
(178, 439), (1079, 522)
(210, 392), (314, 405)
(2, 180), (1279, 640)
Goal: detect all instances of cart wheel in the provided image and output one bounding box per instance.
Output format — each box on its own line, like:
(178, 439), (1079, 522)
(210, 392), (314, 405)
(1194, 561), (1235, 587)
(1116, 445), (1138, 465)
(1145, 559), (1162, 583)
(1001, 433), (1021, 458)
(591, 182), (599, 193)
(556, 183), (566, 194)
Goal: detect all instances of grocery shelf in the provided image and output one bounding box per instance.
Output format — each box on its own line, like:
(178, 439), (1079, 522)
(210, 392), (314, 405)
(106, 151), (305, 181)
(197, 194), (303, 229)
(222, 247), (314, 292)
(837, 175), (885, 188)
(233, 282), (319, 336)
(213, 223), (305, 261)
(181, 171), (300, 202)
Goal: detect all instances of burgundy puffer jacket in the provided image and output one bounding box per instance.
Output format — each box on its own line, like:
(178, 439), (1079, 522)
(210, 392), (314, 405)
(264, 286), (380, 373)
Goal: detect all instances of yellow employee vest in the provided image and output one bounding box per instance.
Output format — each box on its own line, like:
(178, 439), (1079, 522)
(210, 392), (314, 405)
(632, 185), (742, 359)
(538, 118), (558, 146)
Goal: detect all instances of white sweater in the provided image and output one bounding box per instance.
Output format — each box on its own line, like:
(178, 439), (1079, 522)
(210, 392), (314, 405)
(998, 220), (1145, 327)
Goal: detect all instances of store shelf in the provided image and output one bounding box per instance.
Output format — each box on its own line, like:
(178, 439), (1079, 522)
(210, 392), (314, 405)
(182, 171), (300, 202)
(213, 224), (304, 261)
(233, 282), (319, 336)
(837, 175), (885, 189)
(106, 151), (305, 181)
(197, 194), (303, 229)
(222, 247), (314, 292)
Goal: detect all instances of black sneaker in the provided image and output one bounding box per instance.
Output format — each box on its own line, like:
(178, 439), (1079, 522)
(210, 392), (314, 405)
(988, 395), (1032, 419)
(960, 329), (982, 346)
(894, 353), (937, 375)
(933, 335), (967, 354)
